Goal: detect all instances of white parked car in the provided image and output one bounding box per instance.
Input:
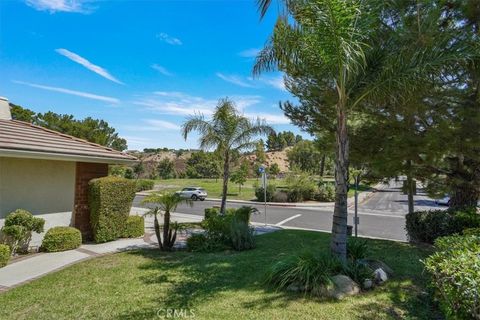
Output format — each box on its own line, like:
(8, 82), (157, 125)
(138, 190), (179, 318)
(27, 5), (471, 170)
(176, 187), (207, 201)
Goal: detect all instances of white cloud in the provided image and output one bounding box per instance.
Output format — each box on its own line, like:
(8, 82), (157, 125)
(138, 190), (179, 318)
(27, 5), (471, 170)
(238, 48), (260, 58)
(157, 33), (182, 46)
(13, 80), (119, 103)
(143, 119), (181, 130)
(259, 75), (286, 91)
(25, 0), (92, 13)
(134, 92), (262, 116)
(216, 73), (255, 88)
(56, 48), (123, 84)
(151, 64), (173, 76)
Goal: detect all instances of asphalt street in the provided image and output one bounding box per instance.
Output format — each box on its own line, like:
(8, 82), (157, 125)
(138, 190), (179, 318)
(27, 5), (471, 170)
(133, 180), (444, 242)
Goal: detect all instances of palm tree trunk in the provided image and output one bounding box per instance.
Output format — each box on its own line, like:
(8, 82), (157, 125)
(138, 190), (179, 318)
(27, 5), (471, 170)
(330, 102), (349, 262)
(163, 210), (170, 251)
(220, 152), (230, 214)
(154, 212), (163, 250)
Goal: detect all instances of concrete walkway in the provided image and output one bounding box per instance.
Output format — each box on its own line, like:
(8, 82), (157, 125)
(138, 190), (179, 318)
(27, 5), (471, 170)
(0, 211), (280, 292)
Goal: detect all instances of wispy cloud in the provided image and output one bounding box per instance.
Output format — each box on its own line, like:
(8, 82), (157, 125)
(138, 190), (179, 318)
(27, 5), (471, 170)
(25, 0), (93, 13)
(238, 48), (260, 58)
(13, 80), (119, 103)
(151, 64), (173, 76)
(156, 33), (182, 45)
(144, 119), (181, 130)
(134, 91), (262, 116)
(259, 75), (286, 91)
(244, 112), (290, 125)
(216, 73), (255, 88)
(55, 48), (123, 84)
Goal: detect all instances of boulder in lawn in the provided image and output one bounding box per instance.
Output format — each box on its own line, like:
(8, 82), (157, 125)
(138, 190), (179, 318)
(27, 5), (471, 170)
(315, 275), (360, 299)
(374, 268), (388, 284)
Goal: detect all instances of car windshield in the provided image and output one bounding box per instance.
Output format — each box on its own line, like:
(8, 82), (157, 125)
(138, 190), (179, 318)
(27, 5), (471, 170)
(198, 188), (205, 192)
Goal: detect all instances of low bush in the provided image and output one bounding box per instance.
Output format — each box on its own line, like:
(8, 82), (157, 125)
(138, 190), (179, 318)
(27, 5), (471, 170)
(255, 184), (276, 202)
(230, 218), (256, 251)
(201, 206), (256, 251)
(266, 251), (342, 295)
(424, 234), (480, 319)
(135, 179), (155, 192)
(406, 208), (480, 244)
(285, 173), (317, 202)
(186, 233), (227, 252)
(315, 183), (335, 202)
(463, 228), (480, 236)
(122, 216), (145, 238)
(272, 190), (288, 202)
(0, 244), (10, 268)
(41, 227), (82, 252)
(0, 209), (45, 254)
(342, 261), (374, 289)
(88, 177), (136, 243)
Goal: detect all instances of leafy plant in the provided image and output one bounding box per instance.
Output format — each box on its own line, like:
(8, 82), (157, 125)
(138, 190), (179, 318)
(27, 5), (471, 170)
(315, 183), (335, 202)
(122, 216), (144, 238)
(135, 179), (155, 192)
(41, 227), (82, 252)
(142, 192), (193, 251)
(424, 234), (480, 320)
(342, 261), (374, 289)
(0, 209), (44, 254)
(255, 184), (276, 202)
(265, 251), (342, 295)
(347, 237), (369, 262)
(0, 244), (10, 268)
(285, 172), (317, 202)
(88, 177), (136, 243)
(230, 218), (256, 251)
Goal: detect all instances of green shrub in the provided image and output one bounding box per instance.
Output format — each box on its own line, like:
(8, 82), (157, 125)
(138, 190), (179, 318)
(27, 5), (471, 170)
(255, 184), (276, 202)
(0, 209), (45, 254)
(88, 177), (136, 243)
(463, 228), (480, 236)
(285, 173), (317, 202)
(41, 227), (82, 252)
(266, 251), (342, 295)
(272, 190), (288, 202)
(424, 234), (480, 319)
(122, 216), (144, 238)
(230, 218), (256, 251)
(0, 244), (10, 268)
(186, 233), (227, 252)
(406, 208), (480, 243)
(342, 261), (374, 289)
(135, 179), (155, 192)
(347, 237), (369, 262)
(315, 183), (335, 202)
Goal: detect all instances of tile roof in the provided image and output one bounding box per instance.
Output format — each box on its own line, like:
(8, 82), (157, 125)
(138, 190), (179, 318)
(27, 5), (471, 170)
(0, 119), (137, 163)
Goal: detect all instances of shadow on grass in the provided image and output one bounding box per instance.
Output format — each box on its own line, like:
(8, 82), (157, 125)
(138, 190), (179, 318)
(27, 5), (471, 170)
(115, 230), (438, 320)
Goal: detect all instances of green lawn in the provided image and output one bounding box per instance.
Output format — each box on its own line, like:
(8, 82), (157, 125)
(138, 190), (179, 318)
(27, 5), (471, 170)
(153, 178), (371, 201)
(0, 230), (437, 319)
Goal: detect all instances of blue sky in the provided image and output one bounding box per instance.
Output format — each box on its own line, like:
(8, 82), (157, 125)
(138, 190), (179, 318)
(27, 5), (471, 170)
(0, 0), (309, 150)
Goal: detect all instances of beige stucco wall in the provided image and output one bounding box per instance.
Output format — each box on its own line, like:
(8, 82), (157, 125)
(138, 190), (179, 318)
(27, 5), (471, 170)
(0, 157), (76, 247)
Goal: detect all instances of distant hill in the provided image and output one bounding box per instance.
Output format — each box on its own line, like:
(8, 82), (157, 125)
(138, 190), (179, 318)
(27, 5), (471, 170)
(244, 147), (292, 173)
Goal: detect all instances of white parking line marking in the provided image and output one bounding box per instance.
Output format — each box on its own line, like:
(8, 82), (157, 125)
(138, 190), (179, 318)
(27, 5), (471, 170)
(275, 214), (302, 226)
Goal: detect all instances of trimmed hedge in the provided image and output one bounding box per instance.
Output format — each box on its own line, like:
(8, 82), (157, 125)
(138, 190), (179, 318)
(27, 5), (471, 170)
(122, 216), (145, 238)
(424, 234), (480, 319)
(405, 208), (480, 244)
(88, 177), (136, 243)
(0, 244), (10, 268)
(135, 179), (155, 192)
(1, 209), (45, 254)
(42, 227), (82, 252)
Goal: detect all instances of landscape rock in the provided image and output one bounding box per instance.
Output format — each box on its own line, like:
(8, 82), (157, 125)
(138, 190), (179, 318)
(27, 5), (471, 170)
(363, 279), (373, 289)
(317, 275), (360, 299)
(374, 268), (388, 284)
(359, 259), (394, 277)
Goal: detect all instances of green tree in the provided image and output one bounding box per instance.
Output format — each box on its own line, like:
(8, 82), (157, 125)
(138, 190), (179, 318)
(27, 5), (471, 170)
(182, 98), (273, 213)
(287, 140), (324, 175)
(141, 192), (192, 251)
(230, 161), (249, 194)
(255, 140), (266, 164)
(157, 158), (176, 179)
(255, 0), (462, 260)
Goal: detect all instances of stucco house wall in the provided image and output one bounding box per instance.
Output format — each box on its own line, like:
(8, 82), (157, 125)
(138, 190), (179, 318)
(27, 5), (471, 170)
(0, 157), (76, 248)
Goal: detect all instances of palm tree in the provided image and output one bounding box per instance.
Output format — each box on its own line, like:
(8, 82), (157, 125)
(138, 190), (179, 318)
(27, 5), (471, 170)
(141, 192), (192, 251)
(254, 0), (465, 260)
(182, 98), (274, 214)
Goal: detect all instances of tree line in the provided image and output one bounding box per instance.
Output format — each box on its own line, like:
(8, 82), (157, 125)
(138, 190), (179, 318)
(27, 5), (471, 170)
(10, 103), (127, 151)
